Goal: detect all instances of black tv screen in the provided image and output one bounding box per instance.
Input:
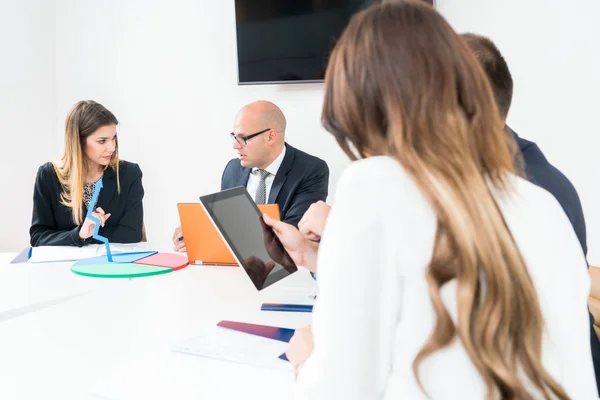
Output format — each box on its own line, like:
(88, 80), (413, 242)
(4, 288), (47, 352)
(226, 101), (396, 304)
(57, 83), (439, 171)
(234, 0), (372, 84)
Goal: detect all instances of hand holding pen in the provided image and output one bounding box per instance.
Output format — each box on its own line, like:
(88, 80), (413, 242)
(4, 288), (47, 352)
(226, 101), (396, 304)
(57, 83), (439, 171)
(172, 226), (186, 252)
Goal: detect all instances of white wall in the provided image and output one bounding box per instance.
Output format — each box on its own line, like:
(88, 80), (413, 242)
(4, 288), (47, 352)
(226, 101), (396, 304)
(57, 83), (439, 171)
(2, 0), (598, 265)
(0, 0), (57, 252)
(437, 0), (600, 264)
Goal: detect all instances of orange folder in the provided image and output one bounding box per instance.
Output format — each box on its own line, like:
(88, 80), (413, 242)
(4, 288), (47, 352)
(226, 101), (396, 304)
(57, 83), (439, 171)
(177, 202), (280, 266)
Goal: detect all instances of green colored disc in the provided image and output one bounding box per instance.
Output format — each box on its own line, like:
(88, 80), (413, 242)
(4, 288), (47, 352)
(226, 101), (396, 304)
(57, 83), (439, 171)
(71, 262), (172, 278)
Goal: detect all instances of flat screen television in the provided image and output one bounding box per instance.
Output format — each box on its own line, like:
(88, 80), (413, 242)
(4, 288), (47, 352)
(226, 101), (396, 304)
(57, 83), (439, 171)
(234, 0), (434, 85)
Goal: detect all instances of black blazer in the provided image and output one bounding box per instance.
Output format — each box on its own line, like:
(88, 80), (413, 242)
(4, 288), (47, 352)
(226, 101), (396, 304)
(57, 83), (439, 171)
(512, 128), (587, 255)
(30, 161), (144, 246)
(221, 143), (329, 227)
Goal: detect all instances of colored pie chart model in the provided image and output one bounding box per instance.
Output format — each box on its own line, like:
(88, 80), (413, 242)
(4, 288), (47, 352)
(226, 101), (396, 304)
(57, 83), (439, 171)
(71, 251), (189, 278)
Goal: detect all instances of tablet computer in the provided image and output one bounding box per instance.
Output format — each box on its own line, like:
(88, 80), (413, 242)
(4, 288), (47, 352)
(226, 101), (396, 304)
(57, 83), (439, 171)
(199, 187), (297, 290)
(177, 202), (280, 265)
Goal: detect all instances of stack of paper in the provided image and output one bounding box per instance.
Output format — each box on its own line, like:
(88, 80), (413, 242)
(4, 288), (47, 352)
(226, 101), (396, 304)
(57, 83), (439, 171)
(28, 243), (150, 263)
(172, 326), (292, 371)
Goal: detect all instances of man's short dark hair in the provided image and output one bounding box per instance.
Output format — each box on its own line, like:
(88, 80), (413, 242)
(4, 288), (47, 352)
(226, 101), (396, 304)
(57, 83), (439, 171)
(461, 33), (513, 120)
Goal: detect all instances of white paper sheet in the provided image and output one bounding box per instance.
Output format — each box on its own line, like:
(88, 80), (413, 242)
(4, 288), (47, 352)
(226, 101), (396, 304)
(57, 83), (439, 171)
(28, 243), (149, 263)
(172, 326), (292, 371)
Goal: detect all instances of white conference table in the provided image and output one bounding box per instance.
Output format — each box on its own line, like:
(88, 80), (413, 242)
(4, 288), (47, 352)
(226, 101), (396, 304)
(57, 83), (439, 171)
(0, 251), (316, 400)
(0, 252), (130, 317)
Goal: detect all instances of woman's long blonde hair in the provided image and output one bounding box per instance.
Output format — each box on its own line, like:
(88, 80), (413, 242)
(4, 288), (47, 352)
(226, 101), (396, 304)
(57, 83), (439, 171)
(322, 2), (568, 399)
(53, 100), (120, 225)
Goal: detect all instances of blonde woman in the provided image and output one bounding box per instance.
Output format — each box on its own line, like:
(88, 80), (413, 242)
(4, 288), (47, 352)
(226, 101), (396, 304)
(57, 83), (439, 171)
(264, 1), (596, 399)
(30, 100), (144, 246)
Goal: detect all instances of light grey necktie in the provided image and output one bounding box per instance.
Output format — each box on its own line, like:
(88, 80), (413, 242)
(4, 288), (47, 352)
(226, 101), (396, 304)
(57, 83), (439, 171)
(255, 169), (270, 204)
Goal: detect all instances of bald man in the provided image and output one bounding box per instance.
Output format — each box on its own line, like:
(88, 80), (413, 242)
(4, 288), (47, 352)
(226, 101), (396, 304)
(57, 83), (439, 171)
(173, 100), (329, 252)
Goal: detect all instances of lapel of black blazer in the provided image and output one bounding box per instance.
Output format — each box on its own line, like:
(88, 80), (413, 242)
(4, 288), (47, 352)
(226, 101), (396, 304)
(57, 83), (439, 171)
(95, 165), (118, 210)
(268, 143), (295, 204)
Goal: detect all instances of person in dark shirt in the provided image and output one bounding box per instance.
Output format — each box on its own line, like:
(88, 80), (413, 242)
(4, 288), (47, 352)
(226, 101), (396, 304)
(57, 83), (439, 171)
(509, 128), (587, 254)
(172, 100), (328, 252)
(30, 100), (144, 247)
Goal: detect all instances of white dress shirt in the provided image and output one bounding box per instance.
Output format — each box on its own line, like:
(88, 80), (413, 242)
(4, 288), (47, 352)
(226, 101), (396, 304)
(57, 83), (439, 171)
(246, 146), (286, 203)
(293, 156), (596, 400)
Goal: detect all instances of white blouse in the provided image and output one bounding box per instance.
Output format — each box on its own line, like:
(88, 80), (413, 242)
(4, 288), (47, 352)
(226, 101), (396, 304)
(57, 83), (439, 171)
(293, 156), (596, 399)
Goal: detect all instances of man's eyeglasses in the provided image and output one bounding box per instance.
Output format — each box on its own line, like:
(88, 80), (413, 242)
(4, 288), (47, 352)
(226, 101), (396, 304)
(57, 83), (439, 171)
(230, 128), (271, 146)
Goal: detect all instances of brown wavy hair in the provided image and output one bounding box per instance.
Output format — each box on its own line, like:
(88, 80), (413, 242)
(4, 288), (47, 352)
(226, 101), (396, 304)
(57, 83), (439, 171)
(53, 100), (120, 225)
(321, 1), (568, 399)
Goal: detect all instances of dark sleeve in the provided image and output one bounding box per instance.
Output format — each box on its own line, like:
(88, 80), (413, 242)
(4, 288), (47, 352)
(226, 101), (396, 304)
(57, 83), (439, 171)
(30, 165), (86, 247)
(561, 179), (587, 256)
(282, 159), (329, 227)
(99, 164), (144, 243)
(548, 167), (587, 256)
(526, 161), (588, 256)
(569, 194), (587, 256)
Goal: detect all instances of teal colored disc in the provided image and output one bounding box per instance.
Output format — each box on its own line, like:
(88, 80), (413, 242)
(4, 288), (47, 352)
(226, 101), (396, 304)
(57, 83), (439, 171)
(71, 262), (172, 278)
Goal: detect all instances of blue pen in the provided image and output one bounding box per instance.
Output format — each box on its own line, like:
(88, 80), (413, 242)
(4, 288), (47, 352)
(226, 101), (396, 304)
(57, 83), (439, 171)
(261, 303), (313, 313)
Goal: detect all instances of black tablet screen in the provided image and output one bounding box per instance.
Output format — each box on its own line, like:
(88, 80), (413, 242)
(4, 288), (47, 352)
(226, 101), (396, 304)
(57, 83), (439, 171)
(200, 187), (298, 290)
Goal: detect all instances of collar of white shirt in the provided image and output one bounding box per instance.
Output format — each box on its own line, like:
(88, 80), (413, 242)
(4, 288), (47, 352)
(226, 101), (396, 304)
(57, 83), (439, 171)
(252, 146), (286, 177)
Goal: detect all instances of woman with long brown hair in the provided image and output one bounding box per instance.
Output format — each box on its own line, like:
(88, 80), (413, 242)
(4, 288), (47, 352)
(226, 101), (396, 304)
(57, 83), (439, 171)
(271, 1), (595, 398)
(30, 100), (144, 246)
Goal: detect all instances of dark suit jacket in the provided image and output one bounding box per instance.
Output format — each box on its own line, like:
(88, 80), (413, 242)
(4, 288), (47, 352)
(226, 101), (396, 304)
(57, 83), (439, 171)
(221, 143), (329, 227)
(512, 128), (587, 255)
(511, 127), (598, 393)
(30, 161), (144, 246)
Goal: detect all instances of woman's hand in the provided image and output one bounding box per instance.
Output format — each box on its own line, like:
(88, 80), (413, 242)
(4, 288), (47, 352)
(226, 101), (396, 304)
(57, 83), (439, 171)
(286, 325), (314, 377)
(79, 207), (111, 239)
(298, 201), (331, 241)
(263, 214), (319, 272)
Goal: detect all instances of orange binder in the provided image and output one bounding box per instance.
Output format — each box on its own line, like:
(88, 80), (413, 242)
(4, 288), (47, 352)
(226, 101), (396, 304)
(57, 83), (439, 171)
(177, 202), (280, 266)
